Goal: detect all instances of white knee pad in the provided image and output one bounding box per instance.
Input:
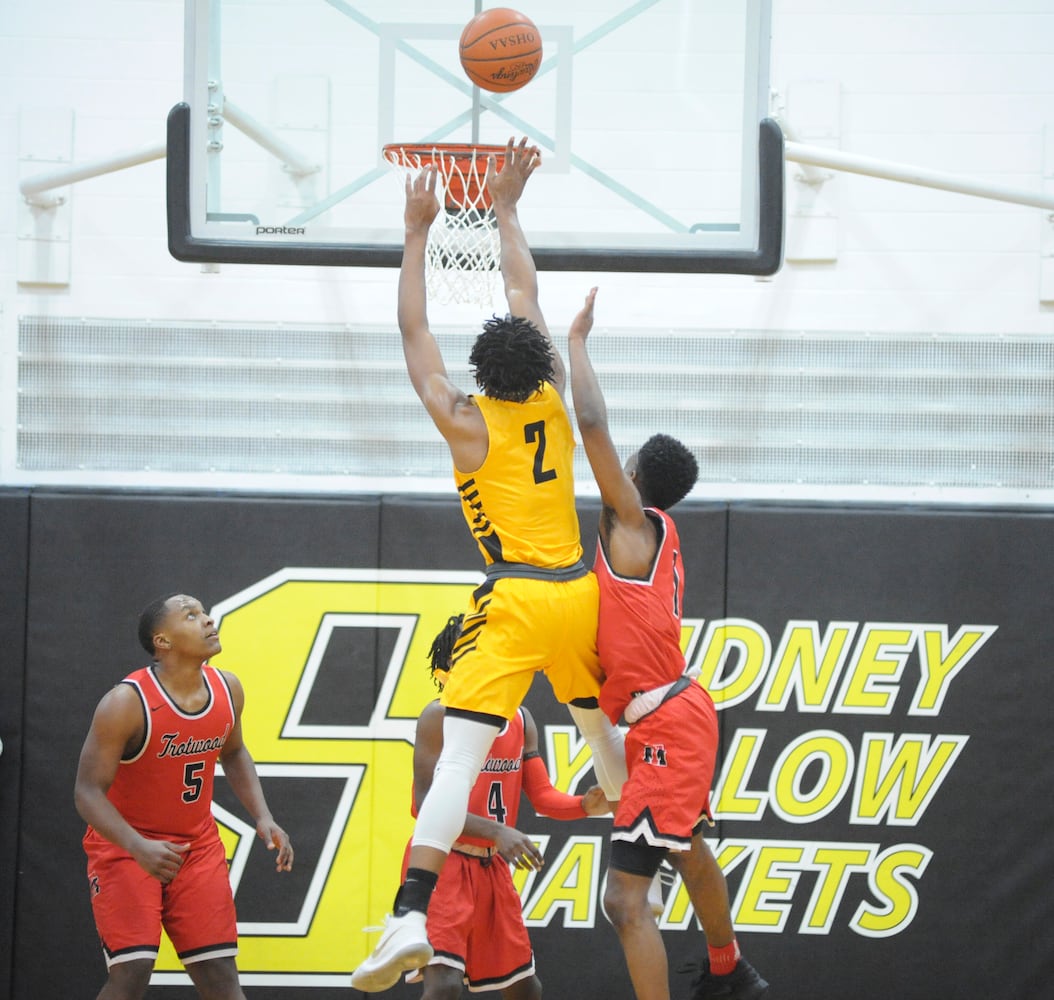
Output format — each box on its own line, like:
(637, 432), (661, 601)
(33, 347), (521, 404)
(411, 715), (500, 852)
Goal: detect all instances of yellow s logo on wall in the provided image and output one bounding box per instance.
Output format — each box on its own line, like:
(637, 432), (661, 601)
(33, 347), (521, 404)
(153, 568), (482, 988)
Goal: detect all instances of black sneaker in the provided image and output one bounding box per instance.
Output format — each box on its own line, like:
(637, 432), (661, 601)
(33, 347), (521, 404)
(681, 957), (769, 1000)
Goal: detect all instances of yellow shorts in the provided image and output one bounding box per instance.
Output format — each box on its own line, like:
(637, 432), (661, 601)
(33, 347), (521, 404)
(440, 570), (603, 720)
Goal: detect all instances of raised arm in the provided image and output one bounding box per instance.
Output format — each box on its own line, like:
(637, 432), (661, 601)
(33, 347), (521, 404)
(567, 287), (647, 532)
(398, 166), (455, 410)
(486, 137), (565, 394)
(397, 165), (485, 463)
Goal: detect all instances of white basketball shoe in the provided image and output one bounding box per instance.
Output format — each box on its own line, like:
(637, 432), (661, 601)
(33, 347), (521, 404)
(350, 910), (433, 992)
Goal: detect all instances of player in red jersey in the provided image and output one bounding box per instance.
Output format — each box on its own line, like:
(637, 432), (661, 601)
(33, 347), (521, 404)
(569, 289), (769, 1000)
(74, 593), (293, 1000)
(406, 614), (612, 999)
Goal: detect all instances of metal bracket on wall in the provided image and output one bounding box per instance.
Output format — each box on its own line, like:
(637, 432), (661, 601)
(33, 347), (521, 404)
(17, 107), (75, 286)
(774, 81), (841, 264)
(15, 94), (324, 281)
(1041, 121), (1054, 303)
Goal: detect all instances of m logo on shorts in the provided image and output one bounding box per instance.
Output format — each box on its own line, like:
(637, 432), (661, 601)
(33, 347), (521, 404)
(642, 743), (668, 767)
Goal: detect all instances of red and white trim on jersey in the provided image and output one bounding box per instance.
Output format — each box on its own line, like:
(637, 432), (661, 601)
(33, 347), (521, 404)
(104, 664), (236, 841)
(595, 507), (688, 724)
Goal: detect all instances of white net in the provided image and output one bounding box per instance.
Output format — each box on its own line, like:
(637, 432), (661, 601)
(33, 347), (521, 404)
(383, 144), (505, 308)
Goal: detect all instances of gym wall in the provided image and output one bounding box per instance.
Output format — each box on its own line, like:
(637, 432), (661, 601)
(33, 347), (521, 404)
(3, 488), (1052, 1000)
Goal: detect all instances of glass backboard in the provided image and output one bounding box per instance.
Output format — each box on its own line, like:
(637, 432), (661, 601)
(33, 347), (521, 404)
(168, 0), (782, 274)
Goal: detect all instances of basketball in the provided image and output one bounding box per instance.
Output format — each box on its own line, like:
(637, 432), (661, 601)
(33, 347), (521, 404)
(458, 8), (542, 93)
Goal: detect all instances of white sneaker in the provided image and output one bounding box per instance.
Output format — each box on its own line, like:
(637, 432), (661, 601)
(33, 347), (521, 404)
(350, 911), (433, 993)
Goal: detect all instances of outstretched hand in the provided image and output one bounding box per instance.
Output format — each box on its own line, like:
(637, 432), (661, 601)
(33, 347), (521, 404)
(486, 136), (542, 211)
(404, 165), (441, 234)
(568, 286), (598, 344)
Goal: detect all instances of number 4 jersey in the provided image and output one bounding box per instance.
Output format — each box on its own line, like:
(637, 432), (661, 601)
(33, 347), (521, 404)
(412, 707), (526, 851)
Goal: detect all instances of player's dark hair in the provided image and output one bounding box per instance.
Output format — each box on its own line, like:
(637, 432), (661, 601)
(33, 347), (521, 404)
(137, 593), (181, 656)
(635, 434), (698, 511)
(469, 314), (555, 402)
(427, 614), (464, 691)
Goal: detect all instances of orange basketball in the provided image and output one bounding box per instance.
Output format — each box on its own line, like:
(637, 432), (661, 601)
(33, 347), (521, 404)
(459, 8), (542, 93)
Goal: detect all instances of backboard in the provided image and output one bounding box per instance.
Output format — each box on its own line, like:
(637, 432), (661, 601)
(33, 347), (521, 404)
(168, 0), (782, 275)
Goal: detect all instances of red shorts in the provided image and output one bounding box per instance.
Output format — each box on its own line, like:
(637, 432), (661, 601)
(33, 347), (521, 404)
(404, 846), (534, 991)
(613, 682), (718, 851)
(83, 825), (237, 968)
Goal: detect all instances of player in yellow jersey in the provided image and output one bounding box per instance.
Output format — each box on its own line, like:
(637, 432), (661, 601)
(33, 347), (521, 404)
(351, 137), (628, 993)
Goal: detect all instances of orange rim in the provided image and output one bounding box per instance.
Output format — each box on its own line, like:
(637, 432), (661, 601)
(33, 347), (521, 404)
(383, 143), (507, 211)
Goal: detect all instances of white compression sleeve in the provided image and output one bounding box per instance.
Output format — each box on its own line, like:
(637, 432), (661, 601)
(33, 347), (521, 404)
(566, 703), (628, 800)
(410, 714), (501, 852)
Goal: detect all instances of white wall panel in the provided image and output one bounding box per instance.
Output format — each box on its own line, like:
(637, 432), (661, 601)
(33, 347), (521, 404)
(1, 0), (1052, 496)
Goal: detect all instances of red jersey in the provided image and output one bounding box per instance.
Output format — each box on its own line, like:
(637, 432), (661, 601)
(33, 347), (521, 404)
(99, 664), (235, 841)
(413, 708), (526, 850)
(595, 508), (687, 724)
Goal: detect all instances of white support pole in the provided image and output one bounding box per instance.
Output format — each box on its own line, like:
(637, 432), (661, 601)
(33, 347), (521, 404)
(16, 97), (320, 208)
(784, 140), (1054, 212)
(18, 142), (167, 206)
(775, 119), (831, 186)
(222, 98), (320, 178)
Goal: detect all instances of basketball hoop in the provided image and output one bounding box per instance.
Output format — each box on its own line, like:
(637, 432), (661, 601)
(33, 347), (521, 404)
(383, 143), (507, 308)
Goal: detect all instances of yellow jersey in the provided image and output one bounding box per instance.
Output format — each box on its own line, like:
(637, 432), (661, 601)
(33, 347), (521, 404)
(454, 382), (583, 569)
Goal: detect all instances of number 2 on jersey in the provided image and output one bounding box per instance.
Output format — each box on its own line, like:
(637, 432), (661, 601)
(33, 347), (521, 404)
(524, 420), (556, 484)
